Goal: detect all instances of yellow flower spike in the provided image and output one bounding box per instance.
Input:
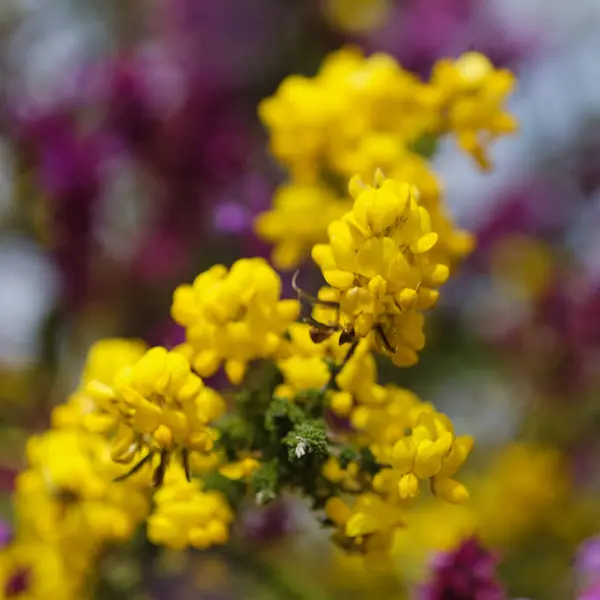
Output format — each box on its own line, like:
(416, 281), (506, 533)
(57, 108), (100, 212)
(432, 51), (517, 169)
(308, 171), (452, 369)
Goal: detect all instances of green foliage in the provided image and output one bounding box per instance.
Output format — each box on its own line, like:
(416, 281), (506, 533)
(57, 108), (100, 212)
(251, 459), (279, 505)
(283, 419), (328, 462)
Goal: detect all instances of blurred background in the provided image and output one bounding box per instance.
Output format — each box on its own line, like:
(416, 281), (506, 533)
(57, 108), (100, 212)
(1, 1), (600, 599)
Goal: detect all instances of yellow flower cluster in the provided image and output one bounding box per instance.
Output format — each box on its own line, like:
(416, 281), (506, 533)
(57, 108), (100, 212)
(16, 429), (150, 544)
(147, 464), (233, 550)
(257, 47), (515, 269)
(371, 405), (473, 504)
(83, 346), (225, 481)
(430, 52), (518, 170)
(255, 183), (352, 270)
(0, 46), (523, 591)
(0, 339), (154, 600)
(392, 443), (572, 580)
(0, 338), (237, 599)
(172, 258), (299, 384)
(275, 320), (472, 559)
(52, 338), (148, 429)
(0, 540), (79, 600)
(311, 172), (447, 366)
(275, 323), (376, 416)
(325, 493), (405, 570)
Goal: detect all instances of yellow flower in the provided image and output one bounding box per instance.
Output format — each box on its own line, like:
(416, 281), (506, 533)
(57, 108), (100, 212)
(475, 443), (570, 546)
(147, 465), (234, 550)
(325, 493), (404, 569)
(389, 154), (475, 265)
(172, 259), (299, 384)
(311, 172), (447, 366)
(259, 47), (438, 182)
(431, 51), (518, 170)
(219, 457), (260, 480)
(52, 338), (147, 429)
(0, 540), (86, 600)
(373, 404), (473, 504)
(255, 182), (351, 270)
(84, 346), (225, 483)
(322, 457), (362, 492)
(15, 428), (151, 545)
(275, 323), (376, 410)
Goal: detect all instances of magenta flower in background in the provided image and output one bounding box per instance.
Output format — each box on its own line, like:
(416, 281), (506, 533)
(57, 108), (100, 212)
(14, 110), (107, 307)
(419, 537), (506, 600)
(0, 521), (11, 548)
(580, 583), (600, 600)
(362, 0), (537, 76)
(576, 536), (600, 577)
(240, 500), (295, 544)
(576, 536), (600, 596)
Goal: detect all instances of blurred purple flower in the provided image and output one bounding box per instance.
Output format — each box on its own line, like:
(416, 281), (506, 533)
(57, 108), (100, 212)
(576, 536), (600, 590)
(240, 500), (295, 544)
(471, 181), (565, 267)
(0, 521), (11, 548)
(99, 50), (259, 281)
(580, 583), (600, 600)
(14, 110), (107, 306)
(4, 567), (30, 597)
(419, 537), (506, 600)
(363, 0), (537, 76)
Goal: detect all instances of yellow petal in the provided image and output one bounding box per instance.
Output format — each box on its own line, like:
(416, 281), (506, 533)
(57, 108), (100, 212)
(411, 232), (438, 254)
(432, 477), (470, 504)
(398, 473), (419, 499)
(346, 513), (378, 538)
(323, 270), (355, 290)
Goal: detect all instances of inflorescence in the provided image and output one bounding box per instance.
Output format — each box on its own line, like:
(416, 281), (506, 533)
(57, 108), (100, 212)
(0, 47), (517, 599)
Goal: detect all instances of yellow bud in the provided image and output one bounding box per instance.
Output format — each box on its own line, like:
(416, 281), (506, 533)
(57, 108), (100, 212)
(330, 391), (353, 417)
(323, 269), (355, 290)
(395, 288), (418, 310)
(411, 232), (438, 254)
(346, 513), (378, 538)
(368, 275), (387, 298)
(225, 360), (246, 385)
(432, 477), (470, 504)
(325, 497), (352, 525)
(398, 473), (419, 499)
(349, 174), (366, 199)
(153, 425), (173, 448)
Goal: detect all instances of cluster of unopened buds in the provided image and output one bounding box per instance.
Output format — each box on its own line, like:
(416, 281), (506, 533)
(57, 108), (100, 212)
(0, 46), (517, 599)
